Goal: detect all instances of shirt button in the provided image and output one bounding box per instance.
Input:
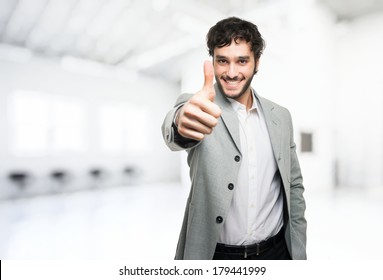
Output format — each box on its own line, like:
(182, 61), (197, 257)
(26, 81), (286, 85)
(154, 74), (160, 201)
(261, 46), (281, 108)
(216, 216), (223, 224)
(228, 183), (234, 190)
(234, 155), (241, 162)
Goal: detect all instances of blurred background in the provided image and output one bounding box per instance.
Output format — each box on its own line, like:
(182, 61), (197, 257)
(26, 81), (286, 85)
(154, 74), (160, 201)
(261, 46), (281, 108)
(0, 0), (382, 259)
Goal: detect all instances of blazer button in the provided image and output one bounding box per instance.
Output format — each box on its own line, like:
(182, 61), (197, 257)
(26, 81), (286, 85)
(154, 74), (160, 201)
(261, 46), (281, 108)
(216, 216), (223, 224)
(234, 155), (241, 162)
(228, 183), (234, 190)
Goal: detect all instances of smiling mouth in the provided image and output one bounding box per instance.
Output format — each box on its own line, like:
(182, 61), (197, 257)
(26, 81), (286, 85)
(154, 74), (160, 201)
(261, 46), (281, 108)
(222, 77), (244, 87)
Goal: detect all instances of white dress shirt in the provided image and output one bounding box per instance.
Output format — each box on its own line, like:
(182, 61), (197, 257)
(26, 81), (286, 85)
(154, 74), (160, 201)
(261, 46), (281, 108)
(218, 92), (284, 245)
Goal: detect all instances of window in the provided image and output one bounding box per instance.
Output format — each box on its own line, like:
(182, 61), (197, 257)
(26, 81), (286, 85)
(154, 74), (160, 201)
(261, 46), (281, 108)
(99, 105), (125, 153)
(8, 90), (86, 156)
(8, 91), (49, 156)
(50, 95), (86, 153)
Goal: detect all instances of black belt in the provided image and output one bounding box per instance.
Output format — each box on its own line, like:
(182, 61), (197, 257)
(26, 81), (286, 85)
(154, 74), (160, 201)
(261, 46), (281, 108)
(215, 229), (285, 258)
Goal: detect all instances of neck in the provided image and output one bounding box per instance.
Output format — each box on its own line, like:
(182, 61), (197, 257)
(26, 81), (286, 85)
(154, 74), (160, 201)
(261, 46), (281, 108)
(235, 88), (253, 111)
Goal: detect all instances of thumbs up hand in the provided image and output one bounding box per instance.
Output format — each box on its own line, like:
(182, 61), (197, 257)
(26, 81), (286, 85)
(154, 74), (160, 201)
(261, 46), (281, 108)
(176, 61), (222, 141)
(201, 59), (216, 102)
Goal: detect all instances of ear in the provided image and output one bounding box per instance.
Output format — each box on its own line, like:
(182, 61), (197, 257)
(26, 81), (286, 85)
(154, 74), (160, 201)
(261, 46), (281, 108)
(255, 59), (260, 74)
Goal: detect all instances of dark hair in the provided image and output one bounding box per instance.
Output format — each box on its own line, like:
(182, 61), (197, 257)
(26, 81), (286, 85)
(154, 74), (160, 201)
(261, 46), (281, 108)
(206, 17), (265, 61)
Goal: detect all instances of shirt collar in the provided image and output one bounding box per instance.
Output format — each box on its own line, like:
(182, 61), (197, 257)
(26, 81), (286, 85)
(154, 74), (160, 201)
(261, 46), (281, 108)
(228, 89), (258, 112)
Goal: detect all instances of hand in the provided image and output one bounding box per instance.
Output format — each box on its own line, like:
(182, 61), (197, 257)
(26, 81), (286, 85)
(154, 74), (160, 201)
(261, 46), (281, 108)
(176, 60), (222, 141)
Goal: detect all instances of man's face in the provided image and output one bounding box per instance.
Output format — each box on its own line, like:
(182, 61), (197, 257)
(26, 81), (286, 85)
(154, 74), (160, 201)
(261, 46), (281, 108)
(213, 40), (258, 104)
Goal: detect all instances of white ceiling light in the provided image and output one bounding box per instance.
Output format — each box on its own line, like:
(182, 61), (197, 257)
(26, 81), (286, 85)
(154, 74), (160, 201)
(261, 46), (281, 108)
(152, 0), (170, 12)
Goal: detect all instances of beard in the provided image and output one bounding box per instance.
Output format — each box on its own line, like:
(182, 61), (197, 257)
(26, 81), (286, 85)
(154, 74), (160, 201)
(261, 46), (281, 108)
(215, 74), (254, 101)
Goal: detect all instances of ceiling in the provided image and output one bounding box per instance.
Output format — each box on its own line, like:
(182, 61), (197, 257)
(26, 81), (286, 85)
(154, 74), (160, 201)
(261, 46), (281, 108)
(320, 0), (383, 20)
(1, 0), (383, 83)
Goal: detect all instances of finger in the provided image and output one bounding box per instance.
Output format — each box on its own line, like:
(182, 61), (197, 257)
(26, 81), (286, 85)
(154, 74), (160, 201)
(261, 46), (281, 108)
(189, 91), (221, 118)
(202, 60), (216, 102)
(182, 101), (221, 126)
(183, 111), (218, 130)
(203, 60), (214, 89)
(181, 118), (214, 135)
(178, 126), (205, 141)
(199, 100), (221, 119)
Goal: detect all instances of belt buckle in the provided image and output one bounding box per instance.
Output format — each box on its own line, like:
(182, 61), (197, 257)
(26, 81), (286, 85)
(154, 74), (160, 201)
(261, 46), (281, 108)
(244, 243), (260, 258)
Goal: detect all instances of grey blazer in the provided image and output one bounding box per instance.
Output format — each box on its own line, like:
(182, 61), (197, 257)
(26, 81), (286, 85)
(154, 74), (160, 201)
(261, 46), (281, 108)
(162, 85), (307, 260)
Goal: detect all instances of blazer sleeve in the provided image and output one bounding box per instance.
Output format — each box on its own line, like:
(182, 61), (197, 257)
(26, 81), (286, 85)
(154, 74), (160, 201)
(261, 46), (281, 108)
(161, 93), (201, 151)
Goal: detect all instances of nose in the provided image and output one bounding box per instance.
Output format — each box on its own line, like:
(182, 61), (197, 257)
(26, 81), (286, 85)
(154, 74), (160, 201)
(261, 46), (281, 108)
(227, 63), (238, 78)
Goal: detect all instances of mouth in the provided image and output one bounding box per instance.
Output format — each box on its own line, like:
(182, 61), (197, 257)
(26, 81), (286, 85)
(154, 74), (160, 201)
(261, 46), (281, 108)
(221, 76), (244, 89)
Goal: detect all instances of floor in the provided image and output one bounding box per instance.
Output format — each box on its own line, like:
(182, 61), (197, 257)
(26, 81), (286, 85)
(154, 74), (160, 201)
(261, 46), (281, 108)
(0, 182), (382, 260)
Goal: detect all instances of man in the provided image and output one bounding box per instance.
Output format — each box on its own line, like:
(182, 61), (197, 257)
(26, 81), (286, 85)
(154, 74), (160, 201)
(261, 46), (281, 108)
(162, 17), (307, 260)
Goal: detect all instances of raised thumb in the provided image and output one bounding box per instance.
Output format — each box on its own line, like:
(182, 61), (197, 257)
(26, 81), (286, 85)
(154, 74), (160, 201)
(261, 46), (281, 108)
(202, 60), (215, 101)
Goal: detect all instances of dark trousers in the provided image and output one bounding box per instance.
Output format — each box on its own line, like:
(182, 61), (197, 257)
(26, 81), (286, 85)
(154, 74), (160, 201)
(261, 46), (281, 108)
(213, 233), (292, 260)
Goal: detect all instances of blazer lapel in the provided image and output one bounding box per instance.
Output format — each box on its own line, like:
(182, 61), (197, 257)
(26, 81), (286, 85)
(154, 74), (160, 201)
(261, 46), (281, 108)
(256, 94), (290, 194)
(256, 94), (282, 163)
(214, 84), (241, 154)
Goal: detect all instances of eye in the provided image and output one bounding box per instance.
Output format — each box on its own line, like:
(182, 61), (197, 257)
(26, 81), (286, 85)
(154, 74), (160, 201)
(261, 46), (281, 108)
(238, 59), (248, 65)
(216, 59), (227, 64)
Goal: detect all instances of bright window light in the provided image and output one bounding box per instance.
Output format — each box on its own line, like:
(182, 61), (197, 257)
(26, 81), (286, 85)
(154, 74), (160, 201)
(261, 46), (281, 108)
(51, 95), (86, 153)
(99, 105), (125, 153)
(8, 90), (86, 156)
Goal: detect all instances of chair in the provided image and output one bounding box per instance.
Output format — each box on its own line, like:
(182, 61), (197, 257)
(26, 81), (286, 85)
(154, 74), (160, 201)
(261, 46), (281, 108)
(50, 169), (70, 192)
(89, 168), (103, 179)
(89, 168), (106, 188)
(122, 165), (137, 185)
(8, 171), (30, 189)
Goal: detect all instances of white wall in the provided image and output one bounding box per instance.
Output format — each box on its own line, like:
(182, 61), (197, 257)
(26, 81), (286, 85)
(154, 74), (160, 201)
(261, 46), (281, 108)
(0, 54), (181, 199)
(333, 12), (383, 189)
